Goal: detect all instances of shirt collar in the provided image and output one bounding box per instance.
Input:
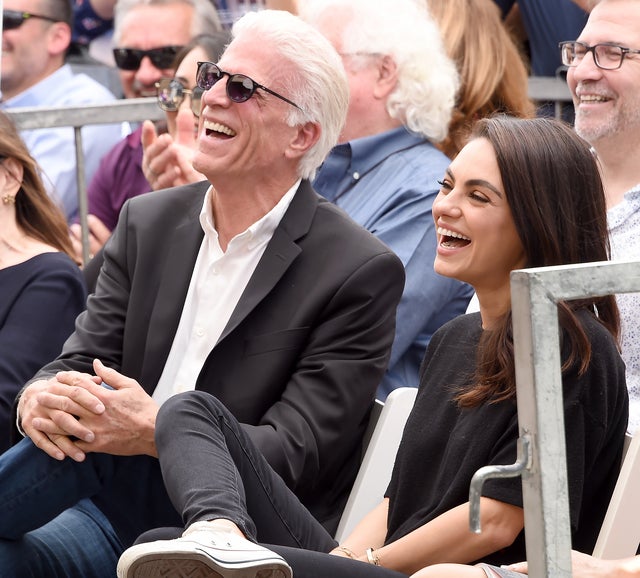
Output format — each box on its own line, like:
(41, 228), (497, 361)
(348, 126), (428, 177)
(199, 179), (301, 250)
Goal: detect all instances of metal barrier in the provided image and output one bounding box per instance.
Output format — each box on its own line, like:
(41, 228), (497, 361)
(470, 260), (640, 577)
(6, 98), (164, 264)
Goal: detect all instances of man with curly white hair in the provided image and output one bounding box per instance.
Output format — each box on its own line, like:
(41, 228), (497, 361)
(302, 0), (474, 399)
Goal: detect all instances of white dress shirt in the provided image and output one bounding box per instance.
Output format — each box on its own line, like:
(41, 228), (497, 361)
(153, 180), (300, 405)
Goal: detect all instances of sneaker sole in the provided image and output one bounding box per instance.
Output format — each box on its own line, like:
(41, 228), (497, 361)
(124, 550), (292, 578)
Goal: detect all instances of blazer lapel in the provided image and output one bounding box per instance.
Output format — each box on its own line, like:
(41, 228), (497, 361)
(140, 183), (207, 387)
(217, 180), (318, 344)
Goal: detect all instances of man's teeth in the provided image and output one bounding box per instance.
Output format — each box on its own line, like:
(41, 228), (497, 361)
(437, 227), (470, 241)
(579, 95), (608, 103)
(204, 120), (236, 136)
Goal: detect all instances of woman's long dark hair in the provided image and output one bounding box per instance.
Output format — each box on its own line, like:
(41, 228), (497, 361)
(0, 111), (75, 258)
(456, 116), (620, 407)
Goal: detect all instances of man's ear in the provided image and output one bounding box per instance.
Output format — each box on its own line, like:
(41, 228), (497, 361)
(373, 55), (398, 100)
(47, 22), (72, 59)
(286, 121), (321, 160)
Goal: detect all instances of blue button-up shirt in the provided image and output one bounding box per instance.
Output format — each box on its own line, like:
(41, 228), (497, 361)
(1, 65), (124, 221)
(314, 127), (474, 398)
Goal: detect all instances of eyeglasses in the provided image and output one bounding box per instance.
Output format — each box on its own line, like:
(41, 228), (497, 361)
(3, 9), (58, 30)
(112, 46), (184, 71)
(155, 78), (204, 117)
(196, 61), (303, 111)
(559, 41), (640, 71)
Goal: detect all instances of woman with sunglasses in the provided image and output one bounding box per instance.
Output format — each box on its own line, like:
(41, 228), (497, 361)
(141, 32), (230, 192)
(0, 111), (86, 453)
(116, 116), (628, 578)
(70, 32), (229, 282)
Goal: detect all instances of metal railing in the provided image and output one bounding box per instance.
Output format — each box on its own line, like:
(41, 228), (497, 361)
(469, 260), (640, 577)
(7, 98), (164, 264)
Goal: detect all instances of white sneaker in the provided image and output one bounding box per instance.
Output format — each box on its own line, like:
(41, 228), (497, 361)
(117, 528), (293, 578)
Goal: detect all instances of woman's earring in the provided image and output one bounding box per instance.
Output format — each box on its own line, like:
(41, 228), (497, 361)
(2, 193), (16, 205)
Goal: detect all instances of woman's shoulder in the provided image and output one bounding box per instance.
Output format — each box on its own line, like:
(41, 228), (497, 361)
(3, 252), (84, 286)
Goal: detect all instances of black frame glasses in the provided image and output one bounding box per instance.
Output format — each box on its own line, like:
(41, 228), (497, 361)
(112, 46), (184, 71)
(196, 61), (303, 111)
(559, 41), (640, 71)
(3, 9), (58, 30)
(155, 78), (204, 117)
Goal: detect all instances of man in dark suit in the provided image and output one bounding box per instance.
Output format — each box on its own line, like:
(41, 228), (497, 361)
(0, 9), (404, 577)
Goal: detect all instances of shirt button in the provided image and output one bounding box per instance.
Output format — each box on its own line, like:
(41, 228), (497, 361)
(353, 171), (360, 180)
(195, 327), (205, 337)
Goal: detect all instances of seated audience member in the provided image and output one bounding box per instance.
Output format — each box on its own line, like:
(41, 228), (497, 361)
(0, 0), (123, 221)
(115, 116), (627, 578)
(0, 10), (404, 577)
(301, 0), (473, 398)
(562, 0), (640, 435)
(141, 32), (230, 193)
(72, 0), (222, 246)
(70, 31), (230, 274)
(426, 0), (535, 158)
(0, 111), (86, 453)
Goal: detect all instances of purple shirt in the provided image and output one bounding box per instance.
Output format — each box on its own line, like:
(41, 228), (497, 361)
(87, 125), (151, 231)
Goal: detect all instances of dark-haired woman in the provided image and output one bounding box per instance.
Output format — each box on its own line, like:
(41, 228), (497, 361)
(0, 112), (86, 453)
(116, 116), (628, 578)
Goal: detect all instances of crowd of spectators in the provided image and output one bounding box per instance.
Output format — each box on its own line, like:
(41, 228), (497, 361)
(1, 0), (640, 577)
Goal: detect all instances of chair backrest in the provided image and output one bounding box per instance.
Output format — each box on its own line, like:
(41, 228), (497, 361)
(334, 387), (418, 542)
(592, 430), (640, 559)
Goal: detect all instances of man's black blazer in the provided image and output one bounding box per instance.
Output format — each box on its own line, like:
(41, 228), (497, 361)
(27, 179), (405, 532)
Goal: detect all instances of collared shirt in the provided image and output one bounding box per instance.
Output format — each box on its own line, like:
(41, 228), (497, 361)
(314, 127), (474, 398)
(153, 179), (300, 405)
(608, 183), (640, 434)
(1, 64), (124, 221)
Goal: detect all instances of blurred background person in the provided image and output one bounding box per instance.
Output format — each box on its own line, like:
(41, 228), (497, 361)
(0, 111), (86, 453)
(68, 0), (223, 265)
(426, 0), (535, 158)
(301, 0), (474, 398)
(1, 0), (123, 221)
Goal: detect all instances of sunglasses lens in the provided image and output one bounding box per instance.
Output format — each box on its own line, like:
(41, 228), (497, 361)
(191, 87), (204, 117)
(3, 11), (25, 30)
(227, 75), (255, 103)
(156, 79), (183, 111)
(196, 62), (223, 91)
(148, 46), (180, 69)
(113, 48), (142, 70)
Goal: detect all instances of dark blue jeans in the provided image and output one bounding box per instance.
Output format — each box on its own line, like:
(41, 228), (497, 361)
(0, 436), (181, 577)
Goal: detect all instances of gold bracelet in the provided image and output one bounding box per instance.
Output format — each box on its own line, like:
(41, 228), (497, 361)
(366, 547), (380, 566)
(337, 546), (356, 559)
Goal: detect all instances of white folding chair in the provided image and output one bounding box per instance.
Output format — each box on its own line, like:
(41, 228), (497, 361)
(592, 429), (640, 558)
(334, 387), (418, 542)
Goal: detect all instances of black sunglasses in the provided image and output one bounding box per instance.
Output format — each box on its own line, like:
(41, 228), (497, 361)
(155, 78), (204, 117)
(196, 61), (303, 111)
(112, 46), (184, 71)
(3, 9), (58, 30)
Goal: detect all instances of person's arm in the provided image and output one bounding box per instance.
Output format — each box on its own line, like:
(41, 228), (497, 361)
(370, 499), (523, 575)
(17, 200), (157, 461)
(1, 259), (86, 452)
(332, 499), (389, 560)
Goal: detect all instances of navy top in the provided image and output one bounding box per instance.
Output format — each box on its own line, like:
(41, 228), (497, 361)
(493, 0), (589, 76)
(0, 252), (86, 452)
